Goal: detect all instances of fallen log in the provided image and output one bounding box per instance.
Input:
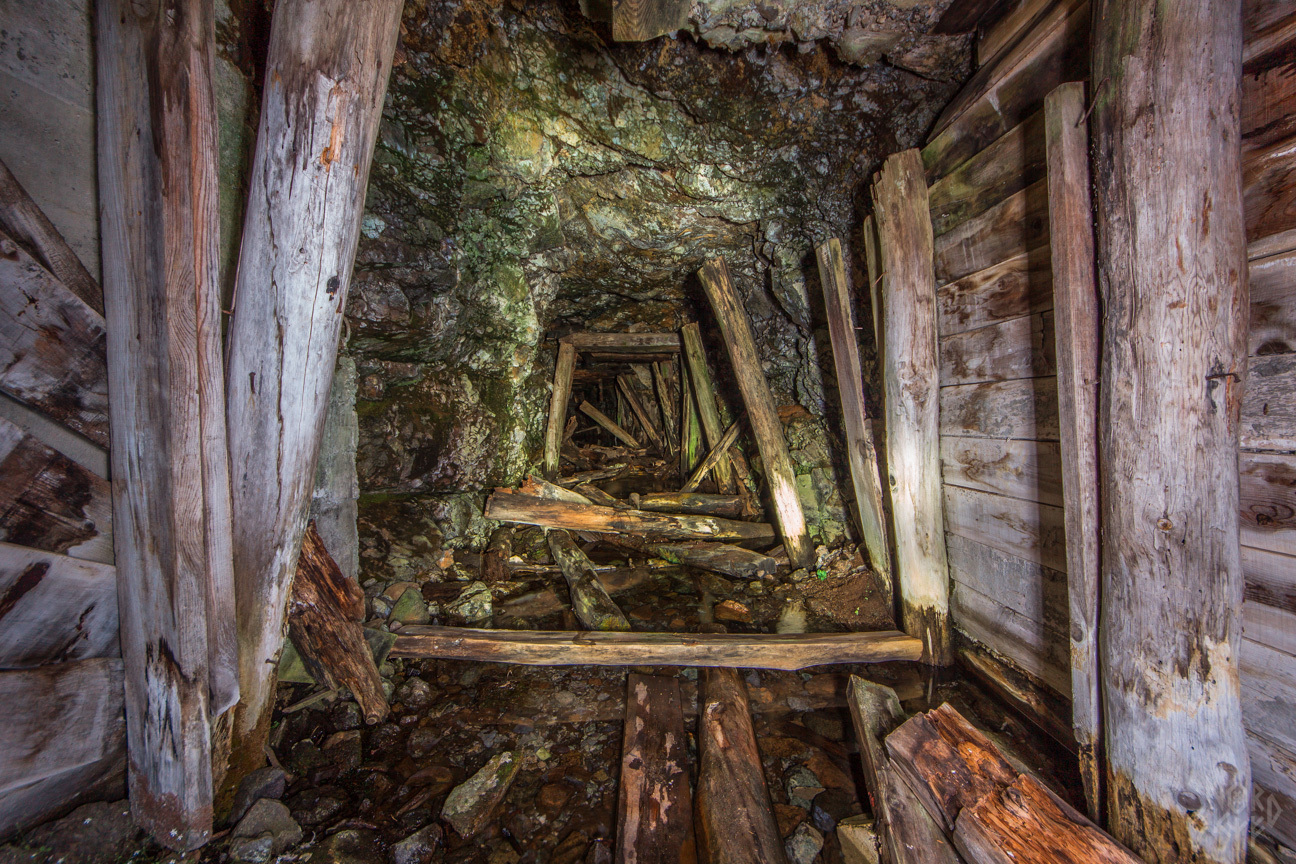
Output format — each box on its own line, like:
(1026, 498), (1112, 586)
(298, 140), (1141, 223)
(617, 674), (697, 864)
(580, 401), (642, 449)
(637, 492), (744, 518)
(288, 523), (388, 725)
(544, 343), (576, 479)
(680, 417), (743, 494)
(695, 667), (789, 864)
(484, 492), (776, 544)
(680, 323), (736, 492)
(391, 627), (924, 668)
(649, 542), (776, 580)
(547, 530), (631, 632)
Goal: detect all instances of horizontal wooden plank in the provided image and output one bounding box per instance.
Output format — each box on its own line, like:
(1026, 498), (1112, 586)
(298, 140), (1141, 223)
(1246, 599), (1296, 658)
(0, 541), (118, 667)
(942, 436), (1063, 506)
(0, 232), (108, 448)
(937, 246), (1053, 337)
(934, 179), (1049, 284)
(392, 627), (925, 669)
(1250, 246), (1296, 355)
(929, 111), (1047, 237)
(1246, 0), (1296, 46)
(1243, 61), (1296, 156)
(1244, 544), (1296, 614)
(0, 658), (125, 794)
(946, 532), (1068, 632)
(940, 376), (1060, 440)
(940, 310), (1056, 386)
(1244, 133), (1296, 245)
(560, 332), (680, 353)
(1242, 636), (1296, 757)
(922, 0), (1089, 182)
(943, 483), (1067, 571)
(1241, 450), (1296, 557)
(1249, 734), (1296, 848)
(1242, 351), (1296, 451)
(0, 754), (125, 841)
(1244, 12), (1296, 69)
(951, 580), (1070, 696)
(0, 416), (112, 564)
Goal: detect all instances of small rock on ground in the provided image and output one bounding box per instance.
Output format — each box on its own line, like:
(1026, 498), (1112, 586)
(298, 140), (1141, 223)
(229, 799), (302, 864)
(441, 751), (521, 838)
(228, 766), (288, 825)
(309, 829), (384, 864)
(785, 822), (824, 864)
(390, 824), (443, 864)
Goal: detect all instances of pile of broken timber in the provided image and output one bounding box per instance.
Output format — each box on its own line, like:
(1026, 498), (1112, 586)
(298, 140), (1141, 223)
(846, 676), (1143, 864)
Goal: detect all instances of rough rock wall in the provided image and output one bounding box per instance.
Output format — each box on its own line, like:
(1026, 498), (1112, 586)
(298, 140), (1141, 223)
(348, 0), (966, 524)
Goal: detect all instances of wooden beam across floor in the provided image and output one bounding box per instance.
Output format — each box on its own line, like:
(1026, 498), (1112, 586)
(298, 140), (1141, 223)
(391, 626), (924, 669)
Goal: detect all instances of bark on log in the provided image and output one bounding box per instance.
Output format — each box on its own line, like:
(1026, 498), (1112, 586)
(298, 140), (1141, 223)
(288, 523), (388, 724)
(637, 493), (744, 518)
(1092, 2), (1251, 860)
(695, 667), (789, 864)
(680, 323), (736, 492)
(697, 259), (812, 568)
(391, 627), (924, 669)
(581, 401), (642, 449)
(547, 530), (630, 632)
(1043, 81), (1103, 821)
(815, 238), (894, 590)
(873, 150), (952, 665)
(223, 0), (402, 790)
(616, 674), (697, 864)
(484, 492), (776, 544)
(544, 343), (576, 479)
(96, 0), (238, 844)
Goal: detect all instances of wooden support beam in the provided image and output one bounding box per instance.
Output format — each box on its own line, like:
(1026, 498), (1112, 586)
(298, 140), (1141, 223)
(873, 150), (952, 665)
(544, 343), (576, 479)
(391, 626), (924, 668)
(695, 667), (790, 864)
(560, 332), (681, 352)
(653, 361), (681, 457)
(547, 530), (631, 631)
(815, 238), (894, 592)
(1043, 81), (1103, 822)
(680, 416), (742, 494)
(96, 0), (237, 845)
(0, 158), (102, 315)
(0, 541), (118, 668)
(863, 215), (885, 352)
(618, 374), (667, 454)
(616, 674), (696, 864)
(580, 400), (642, 449)
(1092, 2), (1251, 860)
(680, 323), (736, 492)
(697, 259), (813, 568)
(485, 492), (776, 544)
(223, 0), (402, 790)
(680, 352), (702, 476)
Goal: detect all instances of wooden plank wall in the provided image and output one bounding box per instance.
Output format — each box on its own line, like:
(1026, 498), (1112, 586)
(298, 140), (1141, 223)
(917, 0), (1296, 845)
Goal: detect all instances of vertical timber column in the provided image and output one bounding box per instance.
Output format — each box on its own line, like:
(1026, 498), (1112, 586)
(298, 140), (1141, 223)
(872, 150), (951, 665)
(1044, 81), (1104, 822)
(697, 258), (813, 569)
(96, 0), (236, 847)
(1092, 2), (1251, 861)
(544, 342), (577, 479)
(225, 0), (403, 786)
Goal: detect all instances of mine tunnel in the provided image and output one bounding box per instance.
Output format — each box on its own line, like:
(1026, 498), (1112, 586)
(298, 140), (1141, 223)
(0, 0), (1293, 863)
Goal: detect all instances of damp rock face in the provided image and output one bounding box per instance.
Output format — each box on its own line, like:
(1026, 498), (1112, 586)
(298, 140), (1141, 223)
(348, 0), (967, 506)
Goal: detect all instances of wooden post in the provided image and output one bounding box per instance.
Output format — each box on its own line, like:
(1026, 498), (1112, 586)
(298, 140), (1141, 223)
(862, 215), (884, 349)
(544, 343), (576, 479)
(1044, 81), (1103, 822)
(96, 0), (236, 846)
(697, 259), (813, 569)
(815, 238), (894, 593)
(872, 150), (952, 665)
(580, 401), (642, 449)
(616, 674), (696, 864)
(1092, 2), (1250, 861)
(224, 0), (402, 789)
(680, 417), (742, 494)
(680, 323), (735, 492)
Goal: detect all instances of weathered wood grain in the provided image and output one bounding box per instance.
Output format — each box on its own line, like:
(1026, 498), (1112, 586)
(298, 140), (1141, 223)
(1240, 637), (1296, 757)
(680, 416), (741, 494)
(1245, 133), (1296, 244)
(391, 626), (925, 668)
(548, 530), (631, 632)
(946, 533), (1068, 632)
(1244, 599), (1296, 659)
(637, 492), (744, 518)
(0, 541), (118, 668)
(581, 401), (642, 449)
(929, 110), (1047, 237)
(937, 246), (1053, 337)
(863, 214), (885, 349)
(1242, 352), (1296, 450)
(680, 322), (735, 492)
(485, 492), (775, 543)
(940, 376), (1060, 440)
(619, 374), (667, 454)
(0, 753), (125, 841)
(951, 579), (1070, 697)
(816, 238), (893, 587)
(221, 0), (404, 790)
(0, 415), (112, 564)
(939, 311), (1056, 385)
(0, 232), (108, 447)
(1249, 247), (1296, 355)
(561, 332), (681, 352)
(1093, 1), (1252, 858)
(1243, 61), (1296, 155)
(1243, 544), (1296, 614)
(940, 436), (1063, 506)
(698, 258), (812, 568)
(976, 0), (1079, 67)
(1240, 450), (1296, 556)
(956, 642), (1075, 751)
(616, 674), (696, 864)
(934, 179), (1050, 285)
(1248, 739), (1296, 849)
(874, 150), (951, 665)
(544, 342), (576, 479)
(647, 542), (776, 580)
(607, 0), (690, 41)
(654, 361), (681, 457)
(943, 483), (1067, 572)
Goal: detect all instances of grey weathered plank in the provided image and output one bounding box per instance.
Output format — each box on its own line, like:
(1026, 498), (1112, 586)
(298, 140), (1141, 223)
(951, 578), (1071, 698)
(1244, 599), (1296, 659)
(1242, 352), (1296, 451)
(934, 179), (1050, 285)
(940, 377), (1060, 440)
(1243, 544), (1296, 614)
(941, 436), (1063, 506)
(928, 110), (1047, 238)
(945, 533), (1068, 633)
(1249, 246), (1296, 356)
(943, 483), (1067, 572)
(0, 754), (125, 841)
(1240, 450), (1296, 557)
(0, 541), (118, 668)
(936, 246), (1053, 337)
(1241, 637), (1296, 758)
(939, 311), (1056, 386)
(616, 674), (696, 864)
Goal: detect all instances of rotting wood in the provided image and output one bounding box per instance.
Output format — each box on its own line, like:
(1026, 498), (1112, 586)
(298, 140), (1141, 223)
(1044, 80), (1103, 821)
(223, 0), (402, 793)
(636, 492), (744, 518)
(1092, 1), (1252, 859)
(0, 232), (108, 448)
(0, 540), (118, 668)
(680, 323), (736, 492)
(482, 526), (512, 583)
(697, 258), (812, 568)
(937, 246), (1053, 337)
(863, 214), (885, 349)
(391, 626), (925, 668)
(96, 0), (240, 842)
(616, 674), (697, 864)
(576, 483), (625, 509)
(695, 667), (790, 864)
(618, 374), (667, 454)
(484, 492), (775, 544)
(873, 150), (951, 665)
(680, 417), (743, 494)
(288, 523), (388, 724)
(520, 474), (595, 505)
(956, 642), (1074, 753)
(581, 401), (643, 449)
(653, 361), (681, 457)
(846, 676), (959, 864)
(647, 542), (777, 581)
(561, 332), (681, 353)
(0, 158), (102, 315)
(934, 179), (1049, 285)
(544, 342), (576, 479)
(816, 238), (894, 591)
(547, 530), (631, 632)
